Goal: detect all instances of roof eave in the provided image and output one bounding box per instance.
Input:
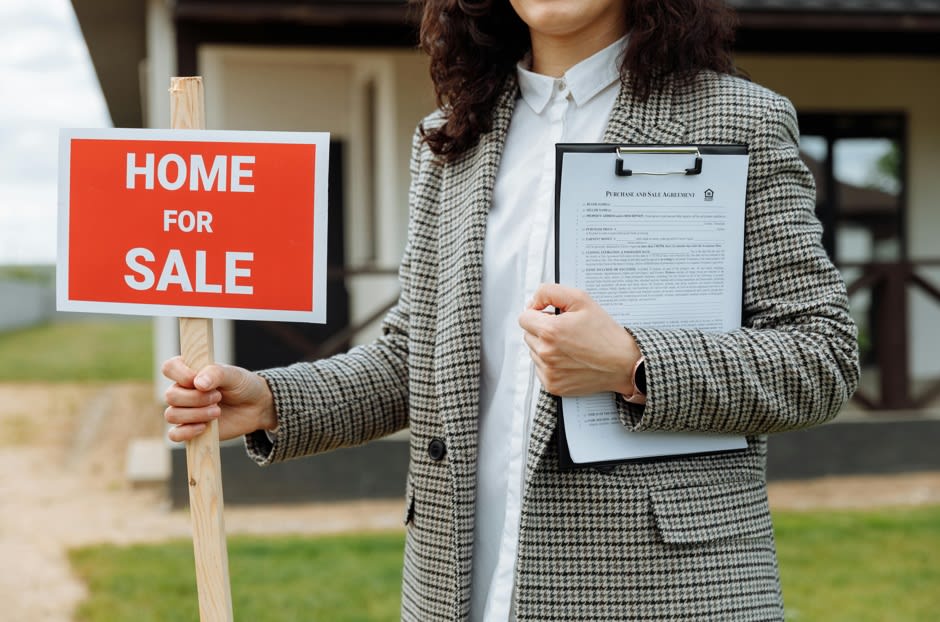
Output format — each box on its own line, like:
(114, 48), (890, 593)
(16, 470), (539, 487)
(70, 0), (147, 128)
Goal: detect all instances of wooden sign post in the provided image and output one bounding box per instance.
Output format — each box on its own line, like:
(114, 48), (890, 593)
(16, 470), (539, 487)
(171, 76), (233, 622)
(57, 75), (330, 621)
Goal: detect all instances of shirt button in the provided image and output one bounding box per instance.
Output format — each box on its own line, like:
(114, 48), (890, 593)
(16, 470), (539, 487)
(557, 79), (567, 91)
(427, 438), (447, 461)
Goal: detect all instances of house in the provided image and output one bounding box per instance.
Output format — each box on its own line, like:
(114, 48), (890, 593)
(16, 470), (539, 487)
(71, 0), (940, 503)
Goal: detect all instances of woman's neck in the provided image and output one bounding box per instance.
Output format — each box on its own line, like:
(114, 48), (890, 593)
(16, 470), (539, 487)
(529, 23), (627, 77)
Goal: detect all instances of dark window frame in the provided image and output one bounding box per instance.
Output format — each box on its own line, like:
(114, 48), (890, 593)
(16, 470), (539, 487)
(797, 112), (908, 264)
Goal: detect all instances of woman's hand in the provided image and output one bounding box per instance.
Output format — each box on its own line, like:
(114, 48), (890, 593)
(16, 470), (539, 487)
(518, 284), (641, 397)
(162, 356), (277, 443)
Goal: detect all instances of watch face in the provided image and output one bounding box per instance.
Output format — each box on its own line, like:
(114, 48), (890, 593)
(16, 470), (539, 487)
(635, 361), (647, 395)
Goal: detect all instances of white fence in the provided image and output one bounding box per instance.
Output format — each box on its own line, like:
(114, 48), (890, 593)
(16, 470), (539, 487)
(0, 280), (54, 331)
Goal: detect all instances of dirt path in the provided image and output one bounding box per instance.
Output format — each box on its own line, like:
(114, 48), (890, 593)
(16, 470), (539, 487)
(0, 381), (938, 621)
(0, 382), (404, 622)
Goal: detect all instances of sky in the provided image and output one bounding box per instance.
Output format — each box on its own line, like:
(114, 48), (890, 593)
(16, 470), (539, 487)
(0, 0), (110, 265)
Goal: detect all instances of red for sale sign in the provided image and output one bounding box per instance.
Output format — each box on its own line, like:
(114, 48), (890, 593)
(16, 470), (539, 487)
(57, 129), (330, 322)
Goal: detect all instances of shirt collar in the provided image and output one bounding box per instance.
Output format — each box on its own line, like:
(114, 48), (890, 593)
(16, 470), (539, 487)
(517, 35), (627, 114)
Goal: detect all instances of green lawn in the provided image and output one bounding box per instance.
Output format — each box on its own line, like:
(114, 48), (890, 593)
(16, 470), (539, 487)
(70, 532), (405, 622)
(0, 321), (152, 381)
(69, 506), (940, 621)
(775, 505), (940, 621)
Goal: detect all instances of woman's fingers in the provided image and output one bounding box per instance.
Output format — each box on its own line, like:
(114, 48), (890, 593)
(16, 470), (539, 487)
(164, 403), (220, 425)
(523, 330), (579, 368)
(518, 308), (554, 337)
(161, 357), (234, 394)
(161, 355), (197, 387)
(162, 357), (221, 429)
(528, 283), (583, 312)
(165, 384), (221, 408)
(167, 423), (208, 443)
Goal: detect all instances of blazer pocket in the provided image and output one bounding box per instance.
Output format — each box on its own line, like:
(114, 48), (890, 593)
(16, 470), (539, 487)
(650, 479), (774, 544)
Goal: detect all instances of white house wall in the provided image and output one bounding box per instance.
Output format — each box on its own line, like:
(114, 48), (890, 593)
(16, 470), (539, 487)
(145, 0), (179, 402)
(737, 55), (940, 380)
(197, 45), (434, 349)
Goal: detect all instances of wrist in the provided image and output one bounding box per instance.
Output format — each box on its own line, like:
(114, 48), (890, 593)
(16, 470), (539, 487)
(610, 330), (639, 395)
(257, 377), (279, 432)
(618, 327), (646, 404)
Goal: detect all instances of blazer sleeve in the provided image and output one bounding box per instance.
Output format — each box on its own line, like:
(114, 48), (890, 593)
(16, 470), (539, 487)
(616, 94), (860, 436)
(243, 130), (428, 465)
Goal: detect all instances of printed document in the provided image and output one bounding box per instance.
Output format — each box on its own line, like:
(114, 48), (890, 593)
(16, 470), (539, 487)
(556, 145), (749, 465)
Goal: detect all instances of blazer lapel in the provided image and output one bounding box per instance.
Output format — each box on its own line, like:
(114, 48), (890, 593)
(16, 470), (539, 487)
(435, 76), (517, 474)
(434, 76), (518, 609)
(525, 76), (688, 486)
(604, 74), (687, 145)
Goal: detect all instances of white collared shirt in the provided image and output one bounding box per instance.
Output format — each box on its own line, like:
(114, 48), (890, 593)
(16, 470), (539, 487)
(473, 36), (627, 622)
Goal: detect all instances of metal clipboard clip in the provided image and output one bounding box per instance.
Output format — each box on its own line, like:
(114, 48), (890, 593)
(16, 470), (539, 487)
(614, 146), (703, 177)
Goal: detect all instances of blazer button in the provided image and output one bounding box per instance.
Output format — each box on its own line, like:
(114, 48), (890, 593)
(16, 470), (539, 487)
(427, 438), (447, 461)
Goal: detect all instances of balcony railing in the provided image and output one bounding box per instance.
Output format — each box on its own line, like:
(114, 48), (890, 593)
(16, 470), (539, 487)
(293, 261), (940, 412)
(841, 259), (940, 411)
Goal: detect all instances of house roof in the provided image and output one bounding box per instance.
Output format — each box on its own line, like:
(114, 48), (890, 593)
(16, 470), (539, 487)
(169, 0), (940, 41)
(70, 0), (146, 128)
(174, 0), (415, 25)
(732, 0), (940, 11)
(731, 0), (940, 32)
(170, 0), (940, 22)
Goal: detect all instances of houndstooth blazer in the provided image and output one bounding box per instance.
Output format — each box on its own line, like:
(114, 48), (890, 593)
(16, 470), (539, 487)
(246, 72), (859, 621)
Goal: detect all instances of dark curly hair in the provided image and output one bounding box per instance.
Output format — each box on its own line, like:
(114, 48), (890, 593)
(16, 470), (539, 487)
(417, 0), (739, 160)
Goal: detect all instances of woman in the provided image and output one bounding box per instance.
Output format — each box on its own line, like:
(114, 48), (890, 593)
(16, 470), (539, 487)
(163, 0), (859, 619)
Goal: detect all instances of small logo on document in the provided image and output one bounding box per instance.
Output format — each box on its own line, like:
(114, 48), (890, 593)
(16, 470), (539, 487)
(704, 188), (715, 202)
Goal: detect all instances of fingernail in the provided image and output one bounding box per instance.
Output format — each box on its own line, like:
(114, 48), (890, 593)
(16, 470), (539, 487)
(194, 375), (209, 390)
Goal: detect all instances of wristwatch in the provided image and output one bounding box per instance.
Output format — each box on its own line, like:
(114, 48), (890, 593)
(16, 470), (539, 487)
(623, 356), (647, 405)
(634, 357), (647, 395)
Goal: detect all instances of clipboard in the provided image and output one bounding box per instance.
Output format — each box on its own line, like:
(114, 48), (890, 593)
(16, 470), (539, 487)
(553, 144), (750, 469)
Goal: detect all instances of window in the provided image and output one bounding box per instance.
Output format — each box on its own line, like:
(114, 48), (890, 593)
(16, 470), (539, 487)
(798, 113), (906, 374)
(797, 113), (906, 264)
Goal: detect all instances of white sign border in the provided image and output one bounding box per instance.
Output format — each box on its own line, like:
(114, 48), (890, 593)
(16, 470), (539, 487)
(57, 127), (331, 323)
